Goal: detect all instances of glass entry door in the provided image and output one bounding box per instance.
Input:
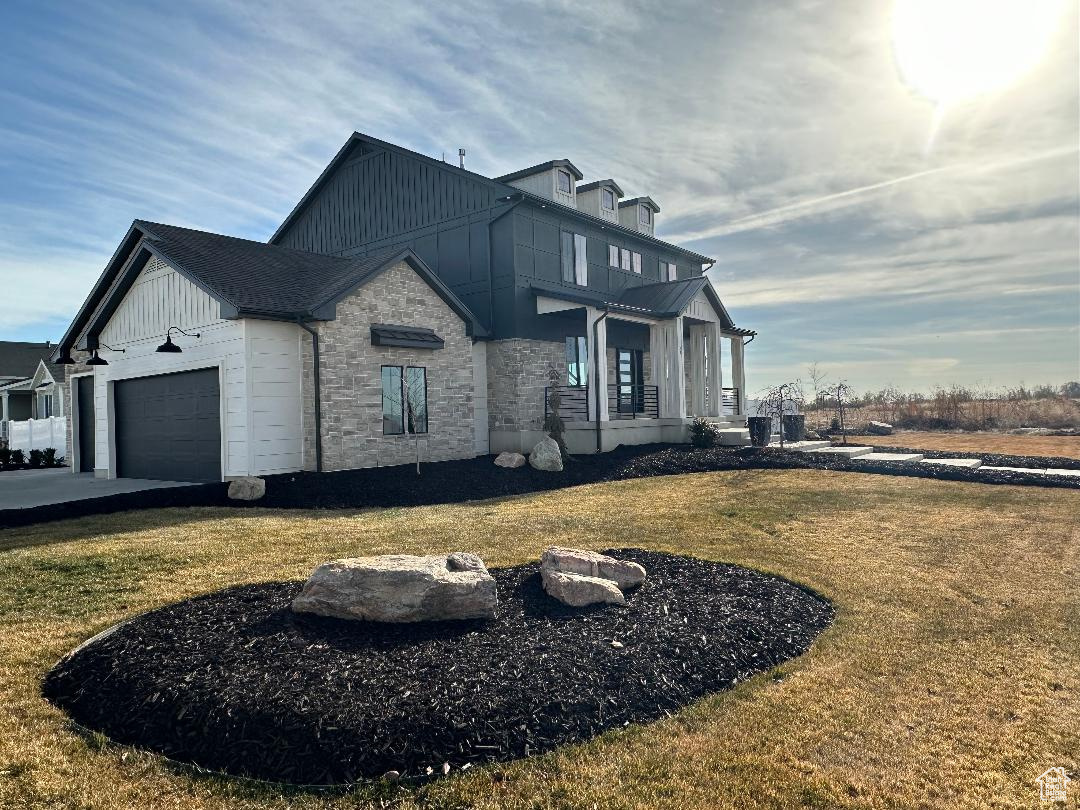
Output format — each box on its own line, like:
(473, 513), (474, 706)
(616, 348), (644, 413)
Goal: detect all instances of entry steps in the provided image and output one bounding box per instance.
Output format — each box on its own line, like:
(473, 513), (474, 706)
(717, 427), (751, 446)
(774, 442), (1080, 477)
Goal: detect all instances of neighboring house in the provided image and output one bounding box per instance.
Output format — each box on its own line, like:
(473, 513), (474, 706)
(0, 341), (67, 449)
(52, 131), (754, 483)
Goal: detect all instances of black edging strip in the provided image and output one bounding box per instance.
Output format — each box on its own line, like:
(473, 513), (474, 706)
(2, 444), (1077, 531)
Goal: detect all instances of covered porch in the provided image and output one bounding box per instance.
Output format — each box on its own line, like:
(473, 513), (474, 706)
(532, 277), (753, 451)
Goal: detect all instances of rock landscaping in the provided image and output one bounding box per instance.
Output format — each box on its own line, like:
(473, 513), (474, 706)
(226, 476), (265, 501)
(43, 550), (833, 785)
(866, 421), (893, 435)
(493, 451), (526, 468)
(540, 546), (646, 607)
(528, 436), (564, 471)
(292, 552), (497, 622)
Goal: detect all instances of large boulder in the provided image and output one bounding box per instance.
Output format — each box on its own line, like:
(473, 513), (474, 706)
(528, 437), (564, 471)
(494, 451), (526, 468)
(227, 476), (265, 501)
(542, 546), (646, 590)
(541, 570), (625, 607)
(866, 421), (893, 436)
(291, 552), (497, 622)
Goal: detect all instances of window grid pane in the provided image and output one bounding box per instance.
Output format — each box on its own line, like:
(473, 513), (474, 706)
(560, 231), (574, 282)
(608, 244), (619, 267)
(574, 233), (587, 285)
(405, 366), (428, 434)
(381, 366), (403, 435)
(632, 252), (641, 274)
(620, 248), (631, 271)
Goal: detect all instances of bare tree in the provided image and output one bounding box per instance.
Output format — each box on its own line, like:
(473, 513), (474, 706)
(756, 380), (805, 449)
(824, 381), (853, 445)
(806, 361), (829, 406)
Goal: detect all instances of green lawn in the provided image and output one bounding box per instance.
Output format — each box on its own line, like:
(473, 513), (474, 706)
(1, 469), (1077, 809)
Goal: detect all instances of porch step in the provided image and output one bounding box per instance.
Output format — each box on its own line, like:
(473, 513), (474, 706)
(919, 458), (982, 469)
(769, 440), (831, 451)
(803, 445), (874, 458)
(854, 452), (925, 462)
(716, 427), (751, 446)
(981, 465), (1048, 474)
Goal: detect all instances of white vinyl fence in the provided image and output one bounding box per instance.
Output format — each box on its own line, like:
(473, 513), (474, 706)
(5, 417), (67, 454)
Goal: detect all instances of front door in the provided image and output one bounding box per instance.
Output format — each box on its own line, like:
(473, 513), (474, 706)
(77, 376), (95, 473)
(616, 348), (644, 413)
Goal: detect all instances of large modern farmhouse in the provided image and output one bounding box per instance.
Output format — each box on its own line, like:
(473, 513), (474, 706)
(52, 132), (754, 482)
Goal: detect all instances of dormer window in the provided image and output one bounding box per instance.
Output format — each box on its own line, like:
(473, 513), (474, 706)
(639, 205), (651, 225)
(557, 169), (573, 194)
(602, 188), (615, 211)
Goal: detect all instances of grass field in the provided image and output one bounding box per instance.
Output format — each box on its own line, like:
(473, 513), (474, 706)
(1, 469), (1078, 809)
(846, 430), (1080, 460)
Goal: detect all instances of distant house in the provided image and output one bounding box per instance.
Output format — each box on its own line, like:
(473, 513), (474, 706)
(51, 131), (754, 483)
(0, 341), (67, 448)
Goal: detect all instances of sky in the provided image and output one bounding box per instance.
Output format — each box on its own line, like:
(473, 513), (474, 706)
(1, 0), (1077, 395)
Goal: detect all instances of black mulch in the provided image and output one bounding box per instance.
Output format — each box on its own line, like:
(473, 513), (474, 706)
(42, 550), (833, 786)
(861, 444), (1080, 471)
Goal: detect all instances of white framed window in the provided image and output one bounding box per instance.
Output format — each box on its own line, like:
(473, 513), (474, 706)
(608, 244), (619, 268)
(632, 252), (642, 274)
(662, 261), (678, 281)
(620, 248), (631, 271)
(557, 169), (573, 194)
(602, 188), (615, 210)
(639, 205), (652, 225)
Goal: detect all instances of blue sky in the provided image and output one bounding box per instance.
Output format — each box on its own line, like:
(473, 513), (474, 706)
(1, 0), (1077, 394)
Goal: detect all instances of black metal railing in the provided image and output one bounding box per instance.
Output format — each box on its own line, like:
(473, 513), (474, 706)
(721, 387), (740, 415)
(544, 384), (660, 422)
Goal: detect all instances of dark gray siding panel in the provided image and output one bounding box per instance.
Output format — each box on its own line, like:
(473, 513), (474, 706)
(275, 149), (498, 256)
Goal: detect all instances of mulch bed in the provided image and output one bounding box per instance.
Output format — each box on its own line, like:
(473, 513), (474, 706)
(43, 550), (833, 785)
(860, 444), (1080, 471)
(5, 442), (1078, 530)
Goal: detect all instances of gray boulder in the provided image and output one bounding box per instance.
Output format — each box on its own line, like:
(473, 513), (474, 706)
(494, 451), (526, 468)
(542, 546), (646, 590)
(291, 552), (497, 622)
(528, 437), (564, 471)
(227, 476), (265, 501)
(541, 570), (625, 607)
(866, 421), (893, 436)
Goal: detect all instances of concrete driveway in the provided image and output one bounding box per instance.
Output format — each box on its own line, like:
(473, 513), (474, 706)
(0, 468), (197, 510)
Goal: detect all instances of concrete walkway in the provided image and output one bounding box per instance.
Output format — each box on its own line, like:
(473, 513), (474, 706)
(0, 468), (197, 510)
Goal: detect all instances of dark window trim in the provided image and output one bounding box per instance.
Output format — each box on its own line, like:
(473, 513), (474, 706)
(405, 366), (429, 435)
(382, 364), (430, 435)
(639, 205), (651, 224)
(557, 169), (573, 194)
(382, 365), (404, 435)
(565, 336), (588, 388)
(602, 187), (615, 210)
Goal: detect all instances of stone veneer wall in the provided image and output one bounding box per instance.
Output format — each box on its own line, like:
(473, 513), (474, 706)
(301, 261), (476, 471)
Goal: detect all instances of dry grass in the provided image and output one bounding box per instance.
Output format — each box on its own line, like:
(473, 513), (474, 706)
(847, 431), (1080, 460)
(1, 470), (1078, 809)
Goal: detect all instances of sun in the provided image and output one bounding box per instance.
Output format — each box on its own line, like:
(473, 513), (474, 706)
(892, 0), (1066, 104)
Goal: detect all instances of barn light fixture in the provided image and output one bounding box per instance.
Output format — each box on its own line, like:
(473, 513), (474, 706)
(85, 350), (108, 366)
(57, 351), (76, 365)
(156, 326), (201, 353)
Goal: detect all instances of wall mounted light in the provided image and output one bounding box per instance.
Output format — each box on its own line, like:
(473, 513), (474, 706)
(85, 350), (108, 366)
(155, 326), (201, 354)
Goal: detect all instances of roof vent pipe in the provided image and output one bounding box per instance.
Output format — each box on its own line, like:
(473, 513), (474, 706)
(459, 148), (466, 169)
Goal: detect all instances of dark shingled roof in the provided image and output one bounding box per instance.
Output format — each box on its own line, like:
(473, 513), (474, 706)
(0, 341), (58, 380)
(494, 159), (583, 184)
(575, 179), (624, 197)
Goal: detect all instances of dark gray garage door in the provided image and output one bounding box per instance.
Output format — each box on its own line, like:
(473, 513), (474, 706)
(115, 368), (221, 482)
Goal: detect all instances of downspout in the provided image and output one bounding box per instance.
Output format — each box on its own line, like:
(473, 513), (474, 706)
(593, 307), (611, 453)
(297, 320), (323, 473)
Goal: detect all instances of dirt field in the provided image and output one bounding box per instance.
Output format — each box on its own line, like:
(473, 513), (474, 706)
(847, 431), (1080, 459)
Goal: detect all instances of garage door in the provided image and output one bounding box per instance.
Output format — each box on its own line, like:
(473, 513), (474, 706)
(115, 368), (221, 482)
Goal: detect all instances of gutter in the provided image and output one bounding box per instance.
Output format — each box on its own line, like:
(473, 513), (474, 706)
(592, 307), (611, 453)
(296, 320), (323, 472)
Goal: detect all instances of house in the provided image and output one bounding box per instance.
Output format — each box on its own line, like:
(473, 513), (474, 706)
(0, 341), (67, 450)
(51, 132), (754, 483)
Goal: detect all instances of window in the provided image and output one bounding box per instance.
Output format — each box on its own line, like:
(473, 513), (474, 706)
(562, 231), (587, 285)
(661, 261), (678, 281)
(616, 348), (645, 413)
(565, 337), (588, 387)
(620, 248), (631, 271)
(632, 252), (642, 274)
(602, 188), (615, 210)
(557, 169), (572, 194)
(639, 205), (652, 225)
(382, 366), (428, 435)
(40, 394), (53, 418)
(608, 244), (619, 268)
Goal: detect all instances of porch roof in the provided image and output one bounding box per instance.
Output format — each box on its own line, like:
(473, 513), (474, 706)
(530, 278), (755, 335)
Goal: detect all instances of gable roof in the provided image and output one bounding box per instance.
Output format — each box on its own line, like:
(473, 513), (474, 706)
(529, 277), (753, 334)
(53, 221), (486, 360)
(0, 341), (60, 380)
(269, 131), (713, 263)
(494, 159), (583, 184)
(576, 179), (624, 197)
(619, 196), (661, 213)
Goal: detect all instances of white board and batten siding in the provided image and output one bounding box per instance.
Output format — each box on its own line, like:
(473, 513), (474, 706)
(91, 256), (304, 479)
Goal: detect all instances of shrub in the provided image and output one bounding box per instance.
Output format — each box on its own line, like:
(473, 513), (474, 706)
(43, 447), (58, 467)
(28, 449), (43, 468)
(11, 449), (25, 466)
(689, 417), (719, 448)
(0, 447), (10, 467)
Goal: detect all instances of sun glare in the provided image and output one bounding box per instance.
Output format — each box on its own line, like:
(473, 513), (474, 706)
(892, 0), (1065, 104)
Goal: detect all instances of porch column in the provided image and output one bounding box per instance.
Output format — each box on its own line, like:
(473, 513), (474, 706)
(1, 391), (8, 422)
(687, 324), (707, 417)
(586, 306), (609, 422)
(650, 316), (686, 418)
(705, 323), (723, 417)
(730, 336), (747, 417)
